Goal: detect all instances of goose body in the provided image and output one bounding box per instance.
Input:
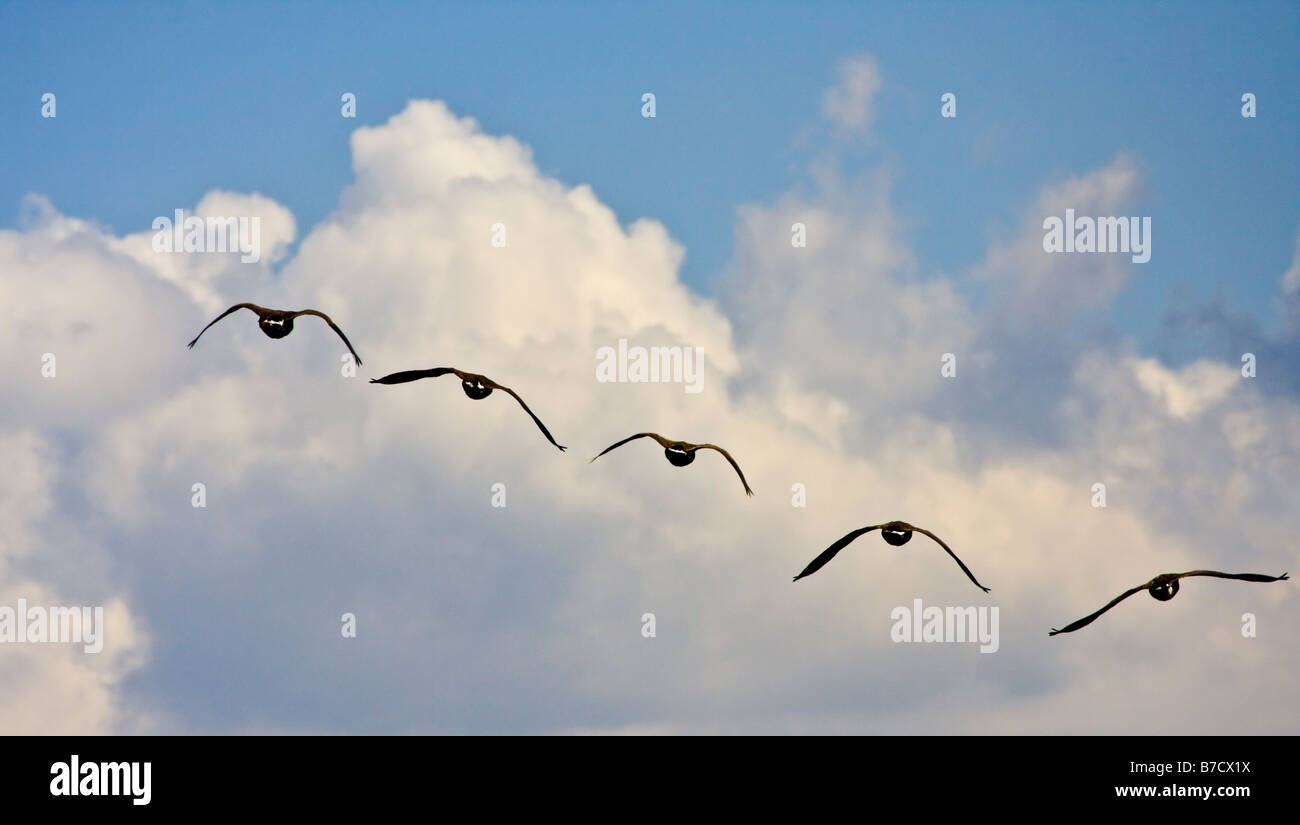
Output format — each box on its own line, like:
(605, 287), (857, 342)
(1049, 570), (1290, 635)
(370, 367), (566, 452)
(793, 521), (990, 593)
(590, 432), (753, 496)
(188, 303), (362, 365)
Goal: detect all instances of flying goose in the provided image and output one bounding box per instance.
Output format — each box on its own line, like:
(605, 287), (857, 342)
(793, 521), (990, 593)
(188, 303), (362, 365)
(370, 367), (565, 452)
(1049, 570), (1290, 635)
(590, 433), (753, 496)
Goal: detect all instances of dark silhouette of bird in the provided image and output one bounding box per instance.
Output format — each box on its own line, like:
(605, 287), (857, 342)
(370, 367), (565, 452)
(590, 432), (753, 496)
(187, 303), (362, 365)
(793, 521), (990, 592)
(1049, 570), (1289, 635)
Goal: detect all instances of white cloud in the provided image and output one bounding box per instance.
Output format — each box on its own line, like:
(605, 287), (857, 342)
(0, 432), (152, 734)
(821, 54), (883, 133)
(975, 152), (1144, 322)
(1132, 357), (1239, 420)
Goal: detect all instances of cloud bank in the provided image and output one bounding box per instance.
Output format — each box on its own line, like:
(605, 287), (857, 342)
(2, 74), (1295, 733)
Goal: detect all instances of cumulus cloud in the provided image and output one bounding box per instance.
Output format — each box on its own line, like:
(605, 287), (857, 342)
(2, 78), (1295, 734)
(0, 432), (152, 734)
(113, 190), (297, 309)
(1131, 358), (1238, 420)
(975, 152), (1144, 322)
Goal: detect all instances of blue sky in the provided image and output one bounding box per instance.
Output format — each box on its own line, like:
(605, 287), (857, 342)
(2, 2), (1298, 736)
(3, 1), (1297, 348)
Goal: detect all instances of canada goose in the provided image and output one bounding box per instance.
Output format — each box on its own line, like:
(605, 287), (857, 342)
(187, 303), (362, 365)
(590, 432), (753, 496)
(1049, 570), (1289, 635)
(370, 367), (565, 452)
(793, 521), (990, 593)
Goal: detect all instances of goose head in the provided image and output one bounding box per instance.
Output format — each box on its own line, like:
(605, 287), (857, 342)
(664, 446), (695, 467)
(1148, 578), (1180, 601)
(881, 527), (913, 547)
(461, 377), (493, 400)
(257, 314), (294, 339)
